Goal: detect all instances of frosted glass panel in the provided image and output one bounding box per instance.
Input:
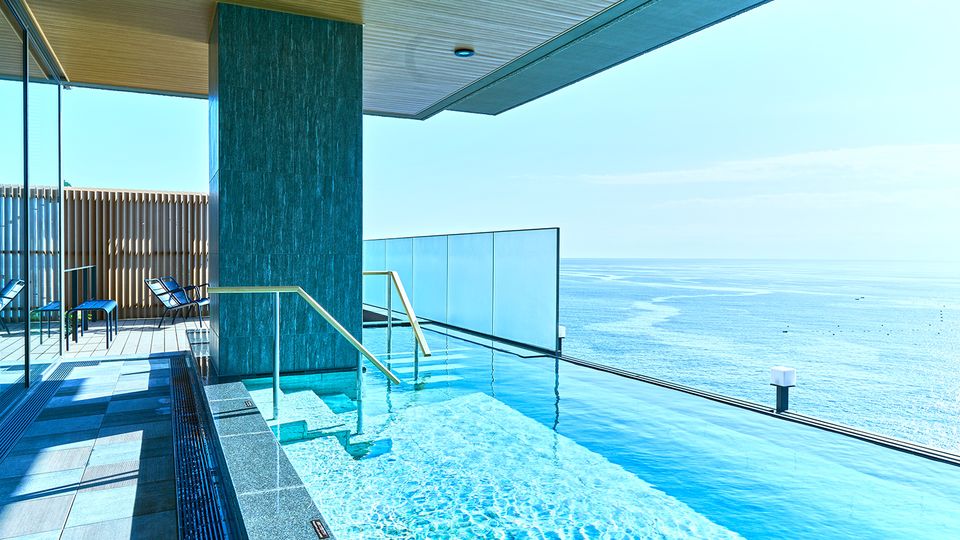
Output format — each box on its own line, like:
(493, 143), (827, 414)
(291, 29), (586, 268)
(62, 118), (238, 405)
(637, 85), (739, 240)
(493, 229), (558, 350)
(385, 238), (413, 316)
(412, 236), (447, 322)
(363, 228), (558, 352)
(447, 233), (493, 335)
(362, 240), (385, 306)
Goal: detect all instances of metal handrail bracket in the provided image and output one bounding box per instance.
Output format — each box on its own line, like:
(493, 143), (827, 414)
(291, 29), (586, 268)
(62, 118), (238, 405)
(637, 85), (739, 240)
(362, 271), (432, 357)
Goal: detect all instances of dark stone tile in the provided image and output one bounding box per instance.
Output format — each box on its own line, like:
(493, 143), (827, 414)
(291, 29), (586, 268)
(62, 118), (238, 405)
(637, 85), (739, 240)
(203, 382), (249, 402)
(211, 3), (362, 379)
(209, 398), (270, 437)
(236, 486), (326, 540)
(132, 479), (177, 516)
(218, 432), (302, 494)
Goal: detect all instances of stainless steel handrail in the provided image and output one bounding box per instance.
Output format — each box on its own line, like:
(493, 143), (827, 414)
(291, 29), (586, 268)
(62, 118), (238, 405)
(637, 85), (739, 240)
(362, 270), (432, 357)
(208, 285), (402, 417)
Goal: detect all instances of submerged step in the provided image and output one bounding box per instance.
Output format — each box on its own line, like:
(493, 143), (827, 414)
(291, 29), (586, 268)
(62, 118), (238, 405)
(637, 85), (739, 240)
(320, 393), (357, 414)
(248, 385), (393, 459)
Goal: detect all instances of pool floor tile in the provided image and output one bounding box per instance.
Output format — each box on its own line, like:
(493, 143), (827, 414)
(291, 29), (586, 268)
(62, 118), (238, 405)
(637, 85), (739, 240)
(42, 394), (110, 409)
(3, 530), (64, 540)
(105, 396), (171, 414)
(96, 420), (172, 444)
(0, 493), (75, 539)
(22, 415), (104, 438)
(0, 469), (84, 503)
(78, 455), (174, 493)
(60, 510), (177, 540)
(86, 440), (143, 466)
(36, 402), (109, 421)
(0, 447), (92, 479)
(7, 429), (99, 455)
(64, 485), (138, 528)
(100, 408), (171, 430)
(1, 356), (183, 540)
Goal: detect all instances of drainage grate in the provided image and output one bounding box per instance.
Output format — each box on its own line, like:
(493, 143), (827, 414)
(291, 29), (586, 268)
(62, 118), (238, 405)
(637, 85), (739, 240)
(171, 355), (233, 540)
(0, 361), (99, 463)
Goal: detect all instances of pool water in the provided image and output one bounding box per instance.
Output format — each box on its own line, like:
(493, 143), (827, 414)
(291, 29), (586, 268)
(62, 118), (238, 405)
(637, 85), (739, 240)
(243, 326), (960, 539)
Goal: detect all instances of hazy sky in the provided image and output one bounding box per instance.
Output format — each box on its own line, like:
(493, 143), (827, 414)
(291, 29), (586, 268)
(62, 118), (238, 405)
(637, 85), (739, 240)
(4, 0), (958, 260)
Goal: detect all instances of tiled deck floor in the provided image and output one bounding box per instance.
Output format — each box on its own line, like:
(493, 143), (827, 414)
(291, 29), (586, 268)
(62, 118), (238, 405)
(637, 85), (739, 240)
(0, 318), (196, 362)
(0, 356), (180, 539)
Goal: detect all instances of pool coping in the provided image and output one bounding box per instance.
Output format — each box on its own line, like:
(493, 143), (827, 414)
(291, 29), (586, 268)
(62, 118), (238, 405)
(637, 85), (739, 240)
(198, 378), (336, 540)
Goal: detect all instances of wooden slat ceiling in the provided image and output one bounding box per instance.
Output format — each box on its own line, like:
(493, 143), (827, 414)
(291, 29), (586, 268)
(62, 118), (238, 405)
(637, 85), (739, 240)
(1, 9), (45, 79)
(24, 0), (620, 118)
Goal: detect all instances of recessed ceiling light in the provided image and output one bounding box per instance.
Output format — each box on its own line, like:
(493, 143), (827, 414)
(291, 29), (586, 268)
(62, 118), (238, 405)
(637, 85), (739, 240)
(454, 47), (475, 58)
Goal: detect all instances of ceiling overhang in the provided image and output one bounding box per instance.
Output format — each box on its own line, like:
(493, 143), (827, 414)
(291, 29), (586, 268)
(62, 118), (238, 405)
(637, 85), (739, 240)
(17, 0), (771, 119)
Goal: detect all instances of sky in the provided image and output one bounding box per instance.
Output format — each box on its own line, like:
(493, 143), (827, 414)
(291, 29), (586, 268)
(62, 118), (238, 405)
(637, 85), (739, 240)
(3, 0), (958, 260)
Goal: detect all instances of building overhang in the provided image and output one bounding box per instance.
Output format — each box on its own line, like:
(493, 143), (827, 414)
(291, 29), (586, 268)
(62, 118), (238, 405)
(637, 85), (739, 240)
(15, 0), (771, 119)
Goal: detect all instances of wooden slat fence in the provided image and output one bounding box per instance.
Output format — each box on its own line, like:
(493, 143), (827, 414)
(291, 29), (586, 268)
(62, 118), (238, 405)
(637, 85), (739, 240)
(1, 185), (208, 320)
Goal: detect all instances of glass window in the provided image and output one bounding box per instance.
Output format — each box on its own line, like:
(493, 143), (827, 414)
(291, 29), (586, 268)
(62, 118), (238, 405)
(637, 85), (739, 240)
(27, 36), (61, 368)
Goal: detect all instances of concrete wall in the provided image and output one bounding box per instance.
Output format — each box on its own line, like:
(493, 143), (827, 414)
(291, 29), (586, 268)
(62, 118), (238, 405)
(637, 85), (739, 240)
(208, 4), (363, 378)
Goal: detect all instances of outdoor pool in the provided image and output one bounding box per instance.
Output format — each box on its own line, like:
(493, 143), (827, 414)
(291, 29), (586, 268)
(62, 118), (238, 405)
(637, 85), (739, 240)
(243, 326), (960, 539)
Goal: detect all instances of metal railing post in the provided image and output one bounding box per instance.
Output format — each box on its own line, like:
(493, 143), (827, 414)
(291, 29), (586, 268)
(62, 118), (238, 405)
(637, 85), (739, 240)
(386, 276), (392, 353)
(413, 339), (420, 382)
(362, 271), (431, 359)
(273, 291), (280, 419)
(356, 352), (364, 434)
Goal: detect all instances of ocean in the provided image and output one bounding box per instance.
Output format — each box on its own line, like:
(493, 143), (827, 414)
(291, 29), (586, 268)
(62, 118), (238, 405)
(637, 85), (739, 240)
(559, 259), (960, 453)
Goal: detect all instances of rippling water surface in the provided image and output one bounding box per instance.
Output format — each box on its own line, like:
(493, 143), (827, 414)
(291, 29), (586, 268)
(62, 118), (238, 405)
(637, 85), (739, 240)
(258, 325), (960, 540)
(560, 259), (960, 452)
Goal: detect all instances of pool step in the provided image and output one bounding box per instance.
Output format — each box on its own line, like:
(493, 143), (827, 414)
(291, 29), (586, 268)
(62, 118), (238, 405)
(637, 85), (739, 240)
(278, 391), (350, 443)
(320, 393), (357, 414)
(247, 387), (351, 443)
(250, 387), (393, 458)
(344, 430), (392, 459)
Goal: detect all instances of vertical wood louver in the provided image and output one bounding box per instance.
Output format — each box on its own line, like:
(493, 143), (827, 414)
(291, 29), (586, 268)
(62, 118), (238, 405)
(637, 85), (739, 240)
(1, 185), (209, 320)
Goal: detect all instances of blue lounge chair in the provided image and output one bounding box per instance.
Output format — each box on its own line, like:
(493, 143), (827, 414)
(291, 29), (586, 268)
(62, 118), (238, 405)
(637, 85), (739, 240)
(0, 279), (26, 336)
(145, 277), (209, 328)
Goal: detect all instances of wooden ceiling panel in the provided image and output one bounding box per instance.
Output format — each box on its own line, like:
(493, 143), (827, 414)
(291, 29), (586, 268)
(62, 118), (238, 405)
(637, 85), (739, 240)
(24, 0), (620, 116)
(1, 9), (49, 80)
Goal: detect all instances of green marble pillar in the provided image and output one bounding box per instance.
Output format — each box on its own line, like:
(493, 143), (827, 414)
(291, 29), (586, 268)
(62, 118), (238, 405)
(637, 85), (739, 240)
(209, 4), (362, 378)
